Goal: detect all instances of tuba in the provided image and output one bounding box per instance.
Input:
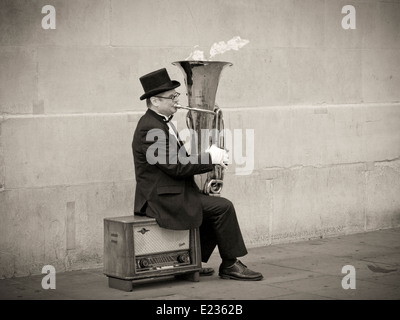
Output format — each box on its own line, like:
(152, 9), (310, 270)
(172, 60), (232, 195)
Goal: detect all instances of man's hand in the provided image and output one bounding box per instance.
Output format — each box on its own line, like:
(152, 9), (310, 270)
(206, 145), (229, 168)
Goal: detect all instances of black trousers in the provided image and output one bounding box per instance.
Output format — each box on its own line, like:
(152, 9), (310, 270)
(198, 194), (248, 263)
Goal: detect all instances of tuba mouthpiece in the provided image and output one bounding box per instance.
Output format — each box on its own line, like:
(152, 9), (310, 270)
(174, 104), (216, 114)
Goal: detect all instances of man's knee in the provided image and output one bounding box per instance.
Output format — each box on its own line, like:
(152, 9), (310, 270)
(216, 197), (234, 211)
(201, 195), (236, 220)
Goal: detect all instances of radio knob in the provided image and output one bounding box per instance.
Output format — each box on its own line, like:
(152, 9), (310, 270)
(177, 253), (189, 263)
(139, 258), (150, 268)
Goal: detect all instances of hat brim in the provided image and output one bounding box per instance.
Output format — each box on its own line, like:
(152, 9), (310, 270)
(140, 80), (181, 100)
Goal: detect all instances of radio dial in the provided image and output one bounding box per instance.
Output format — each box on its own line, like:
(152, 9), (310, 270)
(139, 258), (150, 268)
(177, 253), (190, 263)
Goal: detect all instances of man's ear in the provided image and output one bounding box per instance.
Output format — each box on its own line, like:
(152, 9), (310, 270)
(150, 96), (159, 106)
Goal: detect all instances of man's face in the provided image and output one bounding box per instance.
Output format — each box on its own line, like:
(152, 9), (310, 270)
(151, 89), (180, 116)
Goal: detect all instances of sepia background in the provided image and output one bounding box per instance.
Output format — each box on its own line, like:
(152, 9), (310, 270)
(0, 0), (399, 278)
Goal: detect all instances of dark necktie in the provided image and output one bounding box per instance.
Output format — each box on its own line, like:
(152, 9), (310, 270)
(163, 116), (183, 147)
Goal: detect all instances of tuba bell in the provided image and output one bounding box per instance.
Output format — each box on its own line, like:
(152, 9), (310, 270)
(172, 60), (232, 195)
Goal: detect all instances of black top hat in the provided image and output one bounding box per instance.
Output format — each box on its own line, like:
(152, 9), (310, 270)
(139, 68), (180, 100)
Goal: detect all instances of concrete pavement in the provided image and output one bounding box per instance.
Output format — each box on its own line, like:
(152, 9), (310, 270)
(1, 227), (399, 300)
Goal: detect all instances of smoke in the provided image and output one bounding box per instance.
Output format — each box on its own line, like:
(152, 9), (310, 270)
(209, 36), (250, 59)
(185, 36), (249, 61)
(186, 45), (206, 60)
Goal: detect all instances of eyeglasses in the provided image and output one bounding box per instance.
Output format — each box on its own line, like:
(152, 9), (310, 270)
(153, 92), (180, 100)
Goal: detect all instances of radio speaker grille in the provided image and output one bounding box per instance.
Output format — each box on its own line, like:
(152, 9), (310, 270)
(133, 224), (190, 255)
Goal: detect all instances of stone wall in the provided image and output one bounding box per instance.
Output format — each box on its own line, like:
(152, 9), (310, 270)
(1, 0), (399, 278)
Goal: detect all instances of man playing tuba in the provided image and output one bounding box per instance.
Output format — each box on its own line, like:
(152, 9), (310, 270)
(132, 67), (263, 281)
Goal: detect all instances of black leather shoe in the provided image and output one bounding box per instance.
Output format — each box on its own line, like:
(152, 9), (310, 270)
(200, 267), (215, 276)
(219, 260), (263, 281)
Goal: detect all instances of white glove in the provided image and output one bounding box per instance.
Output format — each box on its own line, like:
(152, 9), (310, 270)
(206, 145), (229, 167)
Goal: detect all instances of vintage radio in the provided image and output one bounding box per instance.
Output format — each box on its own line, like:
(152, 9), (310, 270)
(103, 215), (201, 291)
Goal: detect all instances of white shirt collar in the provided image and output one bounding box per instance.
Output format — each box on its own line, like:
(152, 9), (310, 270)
(153, 110), (172, 122)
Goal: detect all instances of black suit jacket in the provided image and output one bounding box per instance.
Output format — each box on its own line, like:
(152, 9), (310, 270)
(132, 109), (214, 230)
